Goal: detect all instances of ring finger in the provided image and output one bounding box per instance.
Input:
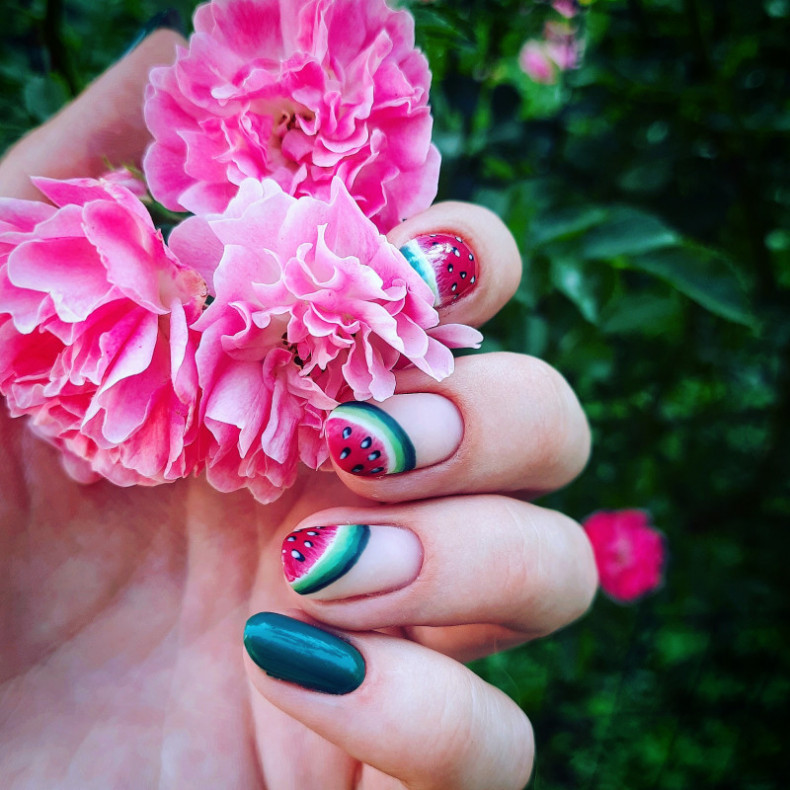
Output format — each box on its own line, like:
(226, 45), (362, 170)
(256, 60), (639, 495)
(273, 495), (598, 661)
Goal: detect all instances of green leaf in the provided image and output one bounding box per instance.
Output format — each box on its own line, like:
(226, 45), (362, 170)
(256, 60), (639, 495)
(530, 205), (610, 247)
(629, 245), (757, 327)
(23, 74), (69, 123)
(581, 207), (679, 259)
(550, 257), (617, 324)
(599, 291), (684, 336)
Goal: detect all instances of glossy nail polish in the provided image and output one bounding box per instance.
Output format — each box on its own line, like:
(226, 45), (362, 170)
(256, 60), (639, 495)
(243, 612), (365, 695)
(325, 393), (463, 477)
(399, 233), (479, 307)
(282, 524), (422, 600)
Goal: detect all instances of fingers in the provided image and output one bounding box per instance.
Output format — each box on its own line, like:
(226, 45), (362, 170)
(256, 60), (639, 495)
(327, 351), (591, 501)
(387, 200), (522, 327)
(278, 497), (597, 641)
(244, 614), (534, 790)
(0, 30), (185, 200)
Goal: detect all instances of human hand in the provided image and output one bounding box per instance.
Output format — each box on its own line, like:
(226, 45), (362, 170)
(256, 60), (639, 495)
(0, 31), (596, 790)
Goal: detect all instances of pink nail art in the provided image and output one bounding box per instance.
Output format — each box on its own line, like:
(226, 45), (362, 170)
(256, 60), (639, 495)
(399, 233), (479, 307)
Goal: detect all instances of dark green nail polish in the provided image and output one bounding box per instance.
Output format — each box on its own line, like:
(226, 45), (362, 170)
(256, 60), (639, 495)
(243, 612), (365, 695)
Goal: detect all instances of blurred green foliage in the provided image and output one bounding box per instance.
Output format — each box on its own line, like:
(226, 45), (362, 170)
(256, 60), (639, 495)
(1, 0), (788, 787)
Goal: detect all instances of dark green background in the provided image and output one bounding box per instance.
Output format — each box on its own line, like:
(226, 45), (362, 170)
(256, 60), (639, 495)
(1, 0), (788, 787)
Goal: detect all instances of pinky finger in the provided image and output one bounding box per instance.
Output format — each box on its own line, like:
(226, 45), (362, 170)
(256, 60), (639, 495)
(243, 612), (534, 790)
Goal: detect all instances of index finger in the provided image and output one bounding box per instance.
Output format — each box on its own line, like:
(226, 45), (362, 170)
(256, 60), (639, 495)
(0, 29), (185, 200)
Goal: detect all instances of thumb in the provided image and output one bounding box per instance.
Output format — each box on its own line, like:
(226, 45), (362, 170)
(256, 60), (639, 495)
(0, 29), (185, 200)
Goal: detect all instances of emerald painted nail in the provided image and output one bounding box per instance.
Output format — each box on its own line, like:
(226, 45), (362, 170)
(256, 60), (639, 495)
(243, 612), (365, 695)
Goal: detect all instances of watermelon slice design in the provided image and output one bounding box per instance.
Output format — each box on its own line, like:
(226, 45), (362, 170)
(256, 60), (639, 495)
(282, 524), (370, 595)
(326, 401), (416, 476)
(399, 233), (478, 307)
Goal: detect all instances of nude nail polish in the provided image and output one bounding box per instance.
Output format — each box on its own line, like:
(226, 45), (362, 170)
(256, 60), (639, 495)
(282, 524), (423, 600)
(326, 393), (463, 477)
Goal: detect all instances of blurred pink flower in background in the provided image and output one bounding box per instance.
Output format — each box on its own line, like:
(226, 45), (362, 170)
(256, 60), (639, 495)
(169, 177), (481, 502)
(0, 177), (207, 486)
(552, 0), (577, 19)
(583, 509), (666, 603)
(544, 21), (580, 71)
(519, 12), (582, 85)
(143, 0), (440, 233)
(519, 40), (557, 84)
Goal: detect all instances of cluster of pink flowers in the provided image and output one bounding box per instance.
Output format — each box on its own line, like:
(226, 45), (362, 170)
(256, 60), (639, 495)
(0, 0), (479, 502)
(583, 510), (666, 603)
(519, 1), (582, 85)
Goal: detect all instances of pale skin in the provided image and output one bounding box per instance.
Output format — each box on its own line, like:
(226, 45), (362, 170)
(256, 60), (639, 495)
(0, 31), (598, 790)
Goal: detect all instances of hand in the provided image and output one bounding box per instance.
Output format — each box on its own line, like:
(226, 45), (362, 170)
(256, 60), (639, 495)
(0, 32), (596, 790)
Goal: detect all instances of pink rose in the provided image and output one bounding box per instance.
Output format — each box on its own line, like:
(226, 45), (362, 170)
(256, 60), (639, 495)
(518, 41), (557, 84)
(143, 0), (440, 233)
(169, 177), (481, 502)
(583, 510), (666, 603)
(0, 177), (207, 486)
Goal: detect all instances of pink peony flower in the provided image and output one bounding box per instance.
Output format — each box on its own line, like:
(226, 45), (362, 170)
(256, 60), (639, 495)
(169, 177), (481, 502)
(552, 0), (578, 19)
(143, 0), (440, 233)
(518, 41), (557, 85)
(583, 510), (666, 603)
(0, 177), (207, 486)
(544, 21), (580, 71)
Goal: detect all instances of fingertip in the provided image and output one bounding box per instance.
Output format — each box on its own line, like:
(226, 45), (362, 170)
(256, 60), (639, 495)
(387, 200), (522, 327)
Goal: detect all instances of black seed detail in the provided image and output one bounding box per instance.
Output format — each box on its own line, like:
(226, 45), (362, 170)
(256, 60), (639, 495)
(460, 272), (467, 279)
(360, 436), (372, 449)
(455, 236), (462, 242)
(471, 276), (476, 284)
(352, 464), (365, 474)
(368, 450), (381, 461)
(451, 283), (458, 292)
(448, 264), (453, 272)
(304, 541), (313, 548)
(286, 535), (297, 542)
(340, 447), (351, 460)
(370, 466), (385, 474)
(306, 530), (319, 536)
(291, 550), (305, 562)
(342, 426), (352, 439)
(469, 253), (474, 260)
(452, 247), (460, 256)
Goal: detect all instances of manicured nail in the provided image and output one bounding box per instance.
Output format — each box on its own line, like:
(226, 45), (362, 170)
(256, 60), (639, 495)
(400, 233), (479, 307)
(282, 524), (423, 600)
(122, 9), (184, 57)
(243, 612), (365, 695)
(326, 393), (463, 477)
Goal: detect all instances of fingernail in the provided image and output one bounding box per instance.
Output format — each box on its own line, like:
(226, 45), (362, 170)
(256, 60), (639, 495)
(282, 524), (422, 600)
(400, 233), (479, 307)
(326, 393), (463, 477)
(122, 9), (184, 57)
(243, 612), (365, 695)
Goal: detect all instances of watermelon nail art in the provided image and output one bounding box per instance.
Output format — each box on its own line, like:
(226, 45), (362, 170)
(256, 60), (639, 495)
(399, 232), (479, 308)
(283, 524), (370, 595)
(326, 401), (416, 476)
(282, 524), (424, 600)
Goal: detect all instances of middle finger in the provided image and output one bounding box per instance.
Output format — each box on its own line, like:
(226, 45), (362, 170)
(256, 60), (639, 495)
(326, 351), (591, 502)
